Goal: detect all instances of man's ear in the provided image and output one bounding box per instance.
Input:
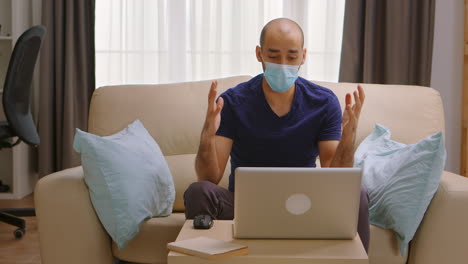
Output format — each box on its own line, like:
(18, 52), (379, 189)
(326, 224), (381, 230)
(301, 48), (307, 65)
(256, 45), (263, 62)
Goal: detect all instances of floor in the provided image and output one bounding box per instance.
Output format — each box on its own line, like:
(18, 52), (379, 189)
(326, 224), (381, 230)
(0, 194), (41, 264)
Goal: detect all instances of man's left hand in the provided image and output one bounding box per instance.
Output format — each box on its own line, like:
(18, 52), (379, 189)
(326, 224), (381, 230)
(342, 84), (365, 143)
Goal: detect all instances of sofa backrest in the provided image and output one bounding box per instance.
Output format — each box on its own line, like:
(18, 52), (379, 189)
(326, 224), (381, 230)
(89, 76), (252, 155)
(314, 81), (445, 146)
(88, 76), (445, 212)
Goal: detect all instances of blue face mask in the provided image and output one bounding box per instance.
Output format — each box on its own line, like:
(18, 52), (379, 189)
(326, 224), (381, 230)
(263, 61), (301, 93)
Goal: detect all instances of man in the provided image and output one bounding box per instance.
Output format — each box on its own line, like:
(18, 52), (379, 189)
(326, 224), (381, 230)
(184, 18), (369, 252)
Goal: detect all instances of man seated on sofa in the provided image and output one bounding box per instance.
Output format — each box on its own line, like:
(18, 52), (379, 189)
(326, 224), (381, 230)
(184, 18), (369, 252)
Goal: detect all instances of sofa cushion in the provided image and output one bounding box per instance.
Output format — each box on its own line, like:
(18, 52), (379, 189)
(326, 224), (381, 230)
(112, 213), (186, 264)
(369, 225), (408, 264)
(165, 154), (230, 212)
(112, 216), (407, 264)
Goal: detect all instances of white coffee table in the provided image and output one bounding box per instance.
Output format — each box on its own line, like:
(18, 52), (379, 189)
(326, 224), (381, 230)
(168, 220), (368, 264)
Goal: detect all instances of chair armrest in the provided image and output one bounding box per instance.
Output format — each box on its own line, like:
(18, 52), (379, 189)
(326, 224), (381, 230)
(408, 171), (468, 264)
(35, 166), (113, 264)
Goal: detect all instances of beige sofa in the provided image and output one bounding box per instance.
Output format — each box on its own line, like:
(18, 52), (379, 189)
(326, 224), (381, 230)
(35, 76), (468, 264)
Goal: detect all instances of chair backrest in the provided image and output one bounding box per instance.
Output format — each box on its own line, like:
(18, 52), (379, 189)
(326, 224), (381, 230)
(2, 25), (46, 146)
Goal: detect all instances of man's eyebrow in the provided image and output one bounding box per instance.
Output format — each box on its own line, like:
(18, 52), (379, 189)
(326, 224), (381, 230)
(267, 48), (280, 53)
(288, 49), (299, 53)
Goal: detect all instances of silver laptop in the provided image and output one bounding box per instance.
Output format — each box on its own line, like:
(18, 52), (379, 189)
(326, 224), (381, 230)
(233, 167), (362, 239)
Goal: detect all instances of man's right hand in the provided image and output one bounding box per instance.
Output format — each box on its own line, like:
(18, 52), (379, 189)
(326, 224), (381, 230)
(196, 80), (232, 184)
(203, 80), (224, 137)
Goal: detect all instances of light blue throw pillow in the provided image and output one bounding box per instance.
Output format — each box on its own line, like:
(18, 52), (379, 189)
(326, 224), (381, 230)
(354, 124), (446, 256)
(74, 119), (175, 249)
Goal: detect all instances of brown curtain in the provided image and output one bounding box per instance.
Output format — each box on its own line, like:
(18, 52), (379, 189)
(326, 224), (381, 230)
(339, 0), (435, 86)
(38, 0), (95, 177)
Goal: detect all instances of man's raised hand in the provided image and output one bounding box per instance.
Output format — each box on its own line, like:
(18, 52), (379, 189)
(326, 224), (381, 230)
(203, 81), (224, 136)
(342, 84), (365, 141)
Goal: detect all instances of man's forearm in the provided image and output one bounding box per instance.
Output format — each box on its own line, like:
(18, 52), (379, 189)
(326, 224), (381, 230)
(330, 134), (356, 168)
(195, 133), (221, 183)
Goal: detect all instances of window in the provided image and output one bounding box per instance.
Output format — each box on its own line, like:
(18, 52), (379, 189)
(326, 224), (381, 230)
(95, 0), (345, 88)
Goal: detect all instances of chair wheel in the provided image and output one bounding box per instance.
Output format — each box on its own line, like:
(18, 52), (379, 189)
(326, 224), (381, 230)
(14, 228), (25, 239)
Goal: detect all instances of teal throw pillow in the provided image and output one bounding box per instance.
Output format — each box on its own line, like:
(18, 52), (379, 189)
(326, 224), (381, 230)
(354, 124), (446, 256)
(74, 119), (175, 249)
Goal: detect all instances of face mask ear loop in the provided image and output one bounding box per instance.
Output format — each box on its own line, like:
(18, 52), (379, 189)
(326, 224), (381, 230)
(260, 49), (267, 72)
(298, 56), (305, 72)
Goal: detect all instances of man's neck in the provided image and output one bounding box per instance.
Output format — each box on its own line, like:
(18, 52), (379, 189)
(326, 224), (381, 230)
(262, 77), (295, 117)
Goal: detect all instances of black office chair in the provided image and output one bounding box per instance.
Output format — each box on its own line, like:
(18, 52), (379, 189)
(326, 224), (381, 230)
(0, 25), (46, 239)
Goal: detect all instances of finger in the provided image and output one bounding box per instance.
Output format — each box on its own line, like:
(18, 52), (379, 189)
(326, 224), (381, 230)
(342, 104), (352, 128)
(207, 81), (218, 112)
(353, 91), (360, 106)
(345, 104), (356, 124)
(214, 96), (224, 115)
(353, 90), (362, 114)
(358, 84), (365, 104)
(345, 93), (352, 106)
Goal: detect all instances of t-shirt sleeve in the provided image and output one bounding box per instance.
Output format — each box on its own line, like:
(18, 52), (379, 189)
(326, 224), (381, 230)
(215, 94), (237, 140)
(318, 94), (342, 141)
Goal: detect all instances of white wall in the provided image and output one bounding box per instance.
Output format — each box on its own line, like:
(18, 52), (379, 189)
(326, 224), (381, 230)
(431, 0), (464, 174)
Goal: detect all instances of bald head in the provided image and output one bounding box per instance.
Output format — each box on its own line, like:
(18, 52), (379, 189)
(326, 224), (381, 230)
(255, 18), (306, 68)
(260, 18), (304, 48)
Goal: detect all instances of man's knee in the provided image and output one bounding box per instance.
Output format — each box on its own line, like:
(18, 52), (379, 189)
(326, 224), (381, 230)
(184, 181), (217, 200)
(184, 181), (220, 219)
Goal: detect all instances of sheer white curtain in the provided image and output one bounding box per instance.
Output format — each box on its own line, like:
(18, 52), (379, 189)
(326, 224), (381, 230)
(95, 0), (345, 88)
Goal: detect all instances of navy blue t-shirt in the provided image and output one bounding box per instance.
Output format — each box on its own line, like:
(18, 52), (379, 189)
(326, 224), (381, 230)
(216, 74), (342, 192)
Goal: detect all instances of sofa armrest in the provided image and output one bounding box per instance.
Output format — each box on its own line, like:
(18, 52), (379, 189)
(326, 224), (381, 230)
(408, 171), (468, 264)
(35, 166), (114, 264)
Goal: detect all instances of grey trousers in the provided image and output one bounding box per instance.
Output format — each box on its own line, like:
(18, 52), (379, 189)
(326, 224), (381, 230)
(184, 181), (370, 253)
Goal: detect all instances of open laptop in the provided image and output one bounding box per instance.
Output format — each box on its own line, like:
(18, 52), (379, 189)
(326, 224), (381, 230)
(233, 167), (362, 239)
